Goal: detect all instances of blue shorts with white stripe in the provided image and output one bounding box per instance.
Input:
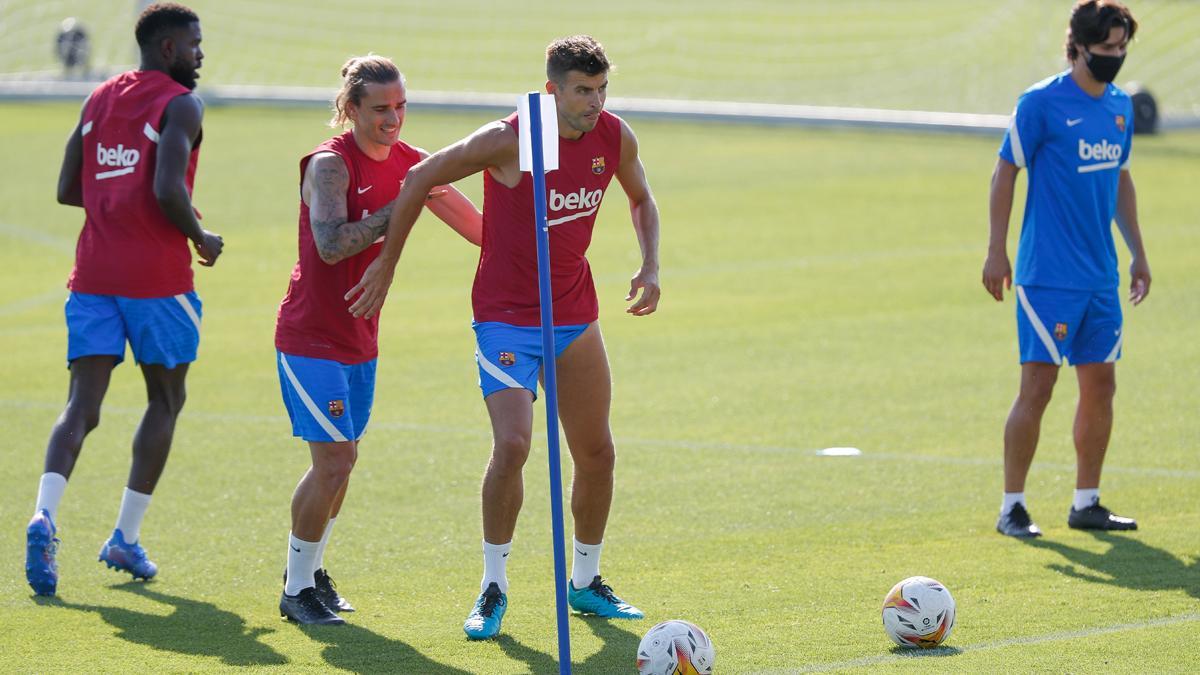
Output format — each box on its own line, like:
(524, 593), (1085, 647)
(1015, 285), (1123, 366)
(65, 291), (202, 369)
(277, 351), (376, 443)
(473, 321), (590, 400)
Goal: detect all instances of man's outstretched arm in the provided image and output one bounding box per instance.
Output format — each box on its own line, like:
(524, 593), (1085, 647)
(346, 121), (517, 318)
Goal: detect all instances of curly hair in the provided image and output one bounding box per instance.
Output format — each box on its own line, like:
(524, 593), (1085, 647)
(135, 3), (198, 49)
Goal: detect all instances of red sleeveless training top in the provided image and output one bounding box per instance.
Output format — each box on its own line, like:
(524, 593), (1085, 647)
(471, 110), (622, 326)
(275, 131), (421, 364)
(68, 70), (199, 297)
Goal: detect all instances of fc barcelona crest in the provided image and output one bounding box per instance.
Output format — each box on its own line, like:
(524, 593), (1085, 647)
(328, 399), (345, 418)
(1054, 323), (1069, 341)
(591, 156), (605, 175)
(1115, 115), (1126, 133)
(499, 352), (516, 367)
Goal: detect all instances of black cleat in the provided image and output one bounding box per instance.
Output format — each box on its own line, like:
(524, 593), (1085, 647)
(996, 503), (1042, 538)
(1068, 502), (1138, 531)
(280, 587), (345, 625)
(315, 568), (354, 612)
(284, 568), (355, 613)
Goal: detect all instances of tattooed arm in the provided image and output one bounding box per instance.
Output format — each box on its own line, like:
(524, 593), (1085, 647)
(302, 152), (394, 265)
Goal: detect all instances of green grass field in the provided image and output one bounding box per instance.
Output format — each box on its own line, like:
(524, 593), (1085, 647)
(1, 101), (1198, 673)
(4, 0), (1200, 115)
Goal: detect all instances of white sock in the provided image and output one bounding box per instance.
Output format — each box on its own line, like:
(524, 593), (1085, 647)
(571, 538), (603, 590)
(35, 472), (68, 522)
(1073, 488), (1100, 511)
(285, 534), (319, 596)
(481, 539), (512, 593)
(115, 488), (152, 543)
(314, 518), (336, 572)
(1001, 492), (1026, 515)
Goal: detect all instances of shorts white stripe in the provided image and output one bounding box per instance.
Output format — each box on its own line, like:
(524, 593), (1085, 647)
(476, 349), (524, 389)
(173, 294), (201, 332)
(81, 120), (93, 136)
(1105, 331), (1123, 363)
(143, 122), (160, 144)
(1078, 160), (1119, 173)
(1007, 110), (1026, 168)
(95, 167), (135, 180)
(1016, 285), (1062, 366)
(548, 205), (599, 227)
(279, 353), (348, 443)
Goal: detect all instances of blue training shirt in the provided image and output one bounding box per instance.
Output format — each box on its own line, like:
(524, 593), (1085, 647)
(999, 70), (1133, 291)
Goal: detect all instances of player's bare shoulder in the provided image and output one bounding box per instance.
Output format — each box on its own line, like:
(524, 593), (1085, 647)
(468, 120), (520, 187)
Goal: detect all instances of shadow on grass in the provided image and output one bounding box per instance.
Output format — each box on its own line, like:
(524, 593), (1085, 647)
(56, 582), (286, 666)
(299, 622), (471, 674)
(496, 616), (642, 674)
(1026, 531), (1200, 599)
(887, 644), (964, 657)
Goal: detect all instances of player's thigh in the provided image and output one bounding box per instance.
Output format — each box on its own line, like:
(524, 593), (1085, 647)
(474, 321), (541, 401)
(65, 292), (127, 365)
(277, 351), (357, 444)
(65, 355), (119, 413)
(118, 292), (202, 369)
(484, 388), (535, 462)
(553, 323), (613, 452)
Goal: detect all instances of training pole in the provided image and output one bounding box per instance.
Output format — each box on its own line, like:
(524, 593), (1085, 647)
(525, 91), (572, 674)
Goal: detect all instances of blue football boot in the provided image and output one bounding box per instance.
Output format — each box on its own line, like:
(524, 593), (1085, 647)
(25, 509), (60, 596)
(463, 582), (507, 639)
(98, 529), (158, 580)
(568, 575), (644, 619)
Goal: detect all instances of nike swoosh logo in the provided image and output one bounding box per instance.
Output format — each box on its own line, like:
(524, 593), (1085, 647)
(1067, 118), (1083, 127)
(502, 552), (509, 558)
(291, 545), (301, 552)
(575, 548), (588, 556)
(357, 185), (373, 194)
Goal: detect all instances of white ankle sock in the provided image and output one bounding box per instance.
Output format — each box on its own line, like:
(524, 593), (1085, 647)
(285, 534), (318, 596)
(1073, 488), (1100, 511)
(115, 488), (152, 543)
(481, 539), (512, 593)
(314, 518), (336, 572)
(571, 538), (603, 589)
(35, 472), (68, 522)
(1001, 492), (1026, 515)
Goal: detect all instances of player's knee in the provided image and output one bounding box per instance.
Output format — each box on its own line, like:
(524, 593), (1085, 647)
(63, 400), (102, 434)
(574, 439), (615, 476)
(490, 432), (532, 474)
(1082, 376), (1116, 402)
(148, 387), (187, 417)
(313, 452), (355, 492)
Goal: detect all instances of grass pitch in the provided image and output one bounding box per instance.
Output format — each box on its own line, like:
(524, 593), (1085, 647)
(1, 102), (1198, 673)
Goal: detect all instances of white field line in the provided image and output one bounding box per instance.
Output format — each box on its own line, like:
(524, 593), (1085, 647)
(2, 398), (1197, 480)
(757, 612), (1200, 674)
(0, 287), (66, 316)
(0, 220), (75, 253)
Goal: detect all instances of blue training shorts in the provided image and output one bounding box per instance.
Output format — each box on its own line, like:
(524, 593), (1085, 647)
(1015, 285), (1123, 366)
(473, 321), (591, 399)
(277, 351), (376, 443)
(65, 291), (202, 369)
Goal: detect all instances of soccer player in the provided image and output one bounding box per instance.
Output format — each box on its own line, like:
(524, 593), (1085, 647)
(275, 55), (482, 625)
(24, 3), (223, 597)
(984, 0), (1150, 538)
(347, 35), (661, 639)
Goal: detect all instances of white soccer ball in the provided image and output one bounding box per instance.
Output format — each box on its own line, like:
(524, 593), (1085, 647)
(636, 619), (715, 675)
(881, 576), (956, 648)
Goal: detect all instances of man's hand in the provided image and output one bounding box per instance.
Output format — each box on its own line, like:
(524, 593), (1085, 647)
(626, 267), (661, 316)
(194, 230), (223, 267)
(345, 255), (395, 319)
(1129, 257), (1151, 305)
(982, 251), (1012, 301)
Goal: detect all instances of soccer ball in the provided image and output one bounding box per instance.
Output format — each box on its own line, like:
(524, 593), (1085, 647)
(636, 619), (715, 675)
(881, 576), (956, 648)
